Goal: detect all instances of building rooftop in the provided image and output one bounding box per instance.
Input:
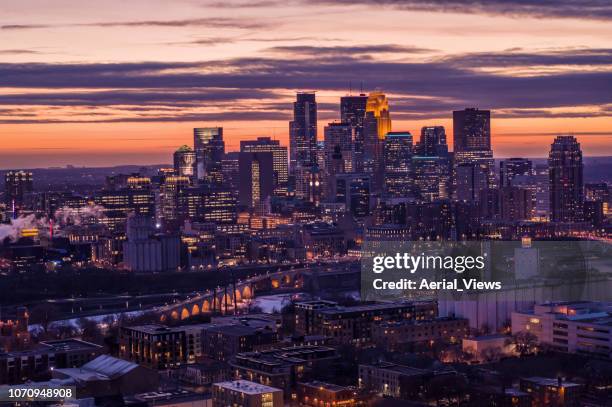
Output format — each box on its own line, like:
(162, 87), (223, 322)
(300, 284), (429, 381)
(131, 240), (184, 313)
(299, 380), (351, 393)
(318, 301), (427, 316)
(80, 355), (140, 379)
(522, 377), (582, 388)
(131, 389), (209, 404)
(40, 338), (103, 352)
(364, 362), (428, 377)
(214, 380), (282, 395)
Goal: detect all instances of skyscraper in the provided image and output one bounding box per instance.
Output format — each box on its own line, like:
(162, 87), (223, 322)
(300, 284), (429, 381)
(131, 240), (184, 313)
(238, 152), (274, 212)
(453, 108), (491, 152)
(194, 127), (225, 184)
(240, 137), (289, 196)
(419, 126), (448, 157)
(383, 132), (413, 198)
(548, 135), (584, 222)
(173, 145), (196, 178)
(323, 122), (355, 175)
(364, 92), (391, 192)
(455, 163), (488, 202)
(412, 156), (450, 202)
(500, 158), (532, 187)
(4, 170), (33, 215)
(452, 108), (495, 197)
(289, 92), (317, 173)
(340, 94), (368, 171)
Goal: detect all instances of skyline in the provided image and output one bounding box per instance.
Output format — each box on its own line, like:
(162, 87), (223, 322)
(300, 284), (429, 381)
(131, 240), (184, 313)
(2, 0), (612, 168)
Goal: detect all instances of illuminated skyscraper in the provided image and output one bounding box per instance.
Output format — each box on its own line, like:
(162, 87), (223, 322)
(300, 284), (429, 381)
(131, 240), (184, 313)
(194, 127), (225, 184)
(548, 135), (583, 222)
(419, 126), (448, 157)
(452, 108), (495, 197)
(340, 94), (368, 171)
(238, 152), (274, 212)
(240, 137), (288, 195)
(500, 157), (532, 187)
(413, 156), (450, 202)
(383, 132), (413, 198)
(289, 92), (317, 173)
(363, 92), (391, 192)
(323, 122), (355, 174)
(173, 145), (196, 178)
(365, 92), (391, 141)
(455, 163), (488, 202)
(453, 108), (491, 152)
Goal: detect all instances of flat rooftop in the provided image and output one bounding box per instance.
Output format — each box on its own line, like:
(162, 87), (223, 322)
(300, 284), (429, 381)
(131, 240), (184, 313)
(41, 339), (103, 352)
(214, 380), (282, 395)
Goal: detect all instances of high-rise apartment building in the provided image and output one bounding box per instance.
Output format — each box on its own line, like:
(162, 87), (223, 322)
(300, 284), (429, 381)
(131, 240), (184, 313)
(548, 136), (583, 222)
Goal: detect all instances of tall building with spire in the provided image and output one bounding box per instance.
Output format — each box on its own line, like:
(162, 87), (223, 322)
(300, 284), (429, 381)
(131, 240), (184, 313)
(363, 92), (391, 192)
(548, 135), (584, 222)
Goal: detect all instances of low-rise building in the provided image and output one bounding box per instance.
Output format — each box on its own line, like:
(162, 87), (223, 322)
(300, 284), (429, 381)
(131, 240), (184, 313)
(231, 345), (338, 397)
(297, 381), (357, 406)
(462, 334), (515, 363)
(128, 389), (212, 407)
(372, 317), (469, 351)
(182, 359), (231, 387)
(512, 301), (612, 359)
(294, 300), (437, 344)
(120, 324), (194, 369)
(212, 380), (283, 407)
(0, 339), (103, 384)
(52, 355), (159, 399)
(358, 362), (459, 400)
(202, 324), (278, 361)
(519, 377), (582, 407)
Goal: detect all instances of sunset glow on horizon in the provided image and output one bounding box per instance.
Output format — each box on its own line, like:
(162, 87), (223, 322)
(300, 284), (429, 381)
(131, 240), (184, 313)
(1, 0), (611, 168)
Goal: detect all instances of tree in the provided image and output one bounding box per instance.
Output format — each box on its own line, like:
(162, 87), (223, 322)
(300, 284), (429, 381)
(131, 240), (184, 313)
(29, 303), (60, 333)
(511, 331), (538, 356)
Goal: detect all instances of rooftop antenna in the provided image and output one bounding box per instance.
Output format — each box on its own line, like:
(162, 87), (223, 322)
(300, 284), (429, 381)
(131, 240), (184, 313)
(360, 81), (364, 94)
(349, 81), (352, 96)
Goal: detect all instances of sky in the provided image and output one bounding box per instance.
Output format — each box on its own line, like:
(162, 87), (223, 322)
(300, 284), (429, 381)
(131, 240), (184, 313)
(1, 0), (611, 168)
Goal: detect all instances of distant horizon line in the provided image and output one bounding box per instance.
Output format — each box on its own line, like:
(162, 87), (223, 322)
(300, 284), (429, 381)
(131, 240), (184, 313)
(1, 155), (611, 172)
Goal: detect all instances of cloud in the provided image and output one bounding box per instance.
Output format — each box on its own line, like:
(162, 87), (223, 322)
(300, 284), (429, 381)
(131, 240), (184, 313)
(205, 0), (282, 8)
(312, 0), (612, 21)
(266, 44), (436, 56)
(0, 46), (610, 123)
(0, 88), (279, 106)
(2, 18), (271, 31)
(0, 49), (42, 55)
(443, 48), (612, 68)
(1, 24), (50, 30)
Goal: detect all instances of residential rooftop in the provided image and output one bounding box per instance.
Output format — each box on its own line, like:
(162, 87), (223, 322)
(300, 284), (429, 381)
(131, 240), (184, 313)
(214, 379), (282, 395)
